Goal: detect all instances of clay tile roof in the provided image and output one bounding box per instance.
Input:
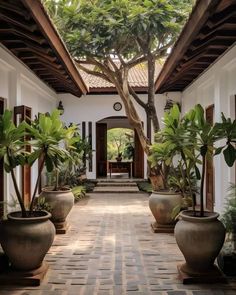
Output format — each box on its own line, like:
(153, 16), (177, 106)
(78, 62), (163, 93)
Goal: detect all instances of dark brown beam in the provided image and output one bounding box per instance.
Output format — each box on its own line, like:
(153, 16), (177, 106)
(155, 0), (221, 92)
(0, 12), (37, 32)
(0, 28), (45, 44)
(22, 0), (88, 95)
(0, 2), (30, 19)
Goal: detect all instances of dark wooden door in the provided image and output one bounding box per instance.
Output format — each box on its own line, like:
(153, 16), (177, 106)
(133, 130), (144, 178)
(96, 123), (107, 177)
(206, 105), (214, 211)
(235, 96), (236, 184)
(0, 98), (4, 217)
(14, 105), (32, 206)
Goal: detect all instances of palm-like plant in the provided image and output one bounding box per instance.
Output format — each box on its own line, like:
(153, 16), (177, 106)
(0, 109), (76, 217)
(190, 105), (236, 216)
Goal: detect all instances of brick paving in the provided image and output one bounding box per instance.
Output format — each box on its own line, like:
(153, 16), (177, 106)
(1, 191), (236, 294)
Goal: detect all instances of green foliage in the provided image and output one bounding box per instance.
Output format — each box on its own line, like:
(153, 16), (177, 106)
(72, 185), (86, 202)
(0, 109), (77, 217)
(0, 110), (27, 172)
(137, 181), (152, 193)
(149, 104), (198, 192)
(107, 128), (133, 160)
(221, 184), (236, 234)
(149, 103), (236, 217)
(34, 197), (52, 212)
(43, 0), (193, 59)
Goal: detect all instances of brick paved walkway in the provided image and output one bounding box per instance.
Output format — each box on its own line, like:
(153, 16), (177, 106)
(2, 192), (236, 294)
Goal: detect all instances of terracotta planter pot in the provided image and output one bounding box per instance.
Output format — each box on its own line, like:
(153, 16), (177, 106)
(175, 210), (226, 274)
(39, 188), (74, 229)
(0, 210), (55, 271)
(149, 191), (182, 225)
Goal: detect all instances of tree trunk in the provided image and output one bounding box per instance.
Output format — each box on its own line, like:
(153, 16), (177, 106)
(113, 75), (150, 155)
(147, 54), (160, 140)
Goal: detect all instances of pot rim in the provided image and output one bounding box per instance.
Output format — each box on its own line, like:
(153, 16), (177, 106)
(7, 210), (52, 222)
(42, 186), (72, 193)
(151, 190), (182, 196)
(179, 210), (219, 222)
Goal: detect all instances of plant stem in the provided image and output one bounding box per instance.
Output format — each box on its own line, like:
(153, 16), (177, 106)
(10, 168), (27, 217)
(6, 147), (27, 217)
(54, 168), (59, 191)
(200, 154), (206, 217)
(29, 155), (45, 214)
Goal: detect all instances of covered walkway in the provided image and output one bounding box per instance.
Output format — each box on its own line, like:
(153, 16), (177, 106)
(2, 191), (236, 295)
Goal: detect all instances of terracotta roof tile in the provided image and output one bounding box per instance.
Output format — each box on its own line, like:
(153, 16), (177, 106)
(78, 62), (162, 93)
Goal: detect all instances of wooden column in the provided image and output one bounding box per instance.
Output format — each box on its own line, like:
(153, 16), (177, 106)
(133, 130), (144, 178)
(14, 105), (32, 206)
(88, 122), (93, 172)
(96, 123), (107, 177)
(205, 104), (214, 211)
(0, 98), (4, 218)
(82, 122), (86, 168)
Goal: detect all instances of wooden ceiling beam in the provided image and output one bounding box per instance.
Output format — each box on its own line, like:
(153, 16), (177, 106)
(0, 2), (30, 19)
(24, 60), (63, 70)
(0, 28), (45, 44)
(22, 0), (88, 95)
(33, 68), (68, 79)
(6, 43), (52, 55)
(155, 0), (222, 92)
(0, 12), (37, 32)
(18, 51), (57, 63)
(205, 6), (236, 29)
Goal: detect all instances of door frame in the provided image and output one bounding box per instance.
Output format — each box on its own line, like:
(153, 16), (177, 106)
(0, 98), (5, 217)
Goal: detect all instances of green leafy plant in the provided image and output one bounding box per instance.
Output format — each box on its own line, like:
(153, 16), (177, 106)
(149, 104), (198, 197)
(221, 184), (236, 235)
(72, 185), (86, 202)
(43, 0), (194, 158)
(189, 105), (236, 216)
(0, 109), (75, 217)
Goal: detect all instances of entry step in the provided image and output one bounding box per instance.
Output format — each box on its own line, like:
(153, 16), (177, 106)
(93, 186), (139, 193)
(97, 182), (137, 187)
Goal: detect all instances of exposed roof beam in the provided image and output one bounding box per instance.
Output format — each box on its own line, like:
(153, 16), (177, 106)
(155, 0), (222, 92)
(22, 0), (88, 95)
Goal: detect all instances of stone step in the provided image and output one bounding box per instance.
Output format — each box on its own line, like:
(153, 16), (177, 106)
(93, 186), (140, 193)
(97, 182), (137, 187)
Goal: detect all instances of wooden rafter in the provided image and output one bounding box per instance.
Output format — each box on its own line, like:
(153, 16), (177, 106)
(155, 0), (236, 93)
(0, 0), (87, 97)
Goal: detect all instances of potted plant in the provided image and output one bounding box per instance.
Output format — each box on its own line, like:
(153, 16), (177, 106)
(148, 105), (195, 232)
(174, 104), (236, 280)
(37, 116), (80, 234)
(0, 110), (61, 272)
(217, 184), (236, 275)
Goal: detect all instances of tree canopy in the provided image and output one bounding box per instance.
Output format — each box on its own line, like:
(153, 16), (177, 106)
(44, 0), (194, 155)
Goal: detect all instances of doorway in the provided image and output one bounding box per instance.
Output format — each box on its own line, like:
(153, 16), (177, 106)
(0, 98), (4, 217)
(96, 117), (144, 178)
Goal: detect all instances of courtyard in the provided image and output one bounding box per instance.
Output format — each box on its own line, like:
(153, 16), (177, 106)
(1, 182), (236, 295)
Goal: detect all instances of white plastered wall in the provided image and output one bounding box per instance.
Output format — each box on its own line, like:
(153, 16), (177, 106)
(0, 45), (57, 212)
(180, 44), (236, 214)
(59, 91), (181, 179)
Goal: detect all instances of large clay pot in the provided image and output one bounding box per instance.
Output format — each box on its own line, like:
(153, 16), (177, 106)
(175, 210), (226, 274)
(149, 191), (182, 225)
(0, 210), (55, 270)
(39, 187), (74, 228)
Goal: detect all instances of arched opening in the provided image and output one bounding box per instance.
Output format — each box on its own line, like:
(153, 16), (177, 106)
(96, 116), (144, 179)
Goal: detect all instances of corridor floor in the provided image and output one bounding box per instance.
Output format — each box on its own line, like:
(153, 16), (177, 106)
(2, 191), (236, 295)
